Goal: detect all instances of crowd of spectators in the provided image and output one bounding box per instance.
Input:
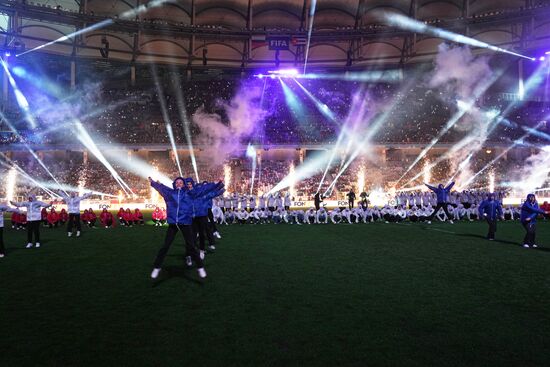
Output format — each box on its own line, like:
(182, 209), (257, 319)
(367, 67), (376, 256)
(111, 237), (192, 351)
(1, 76), (548, 147)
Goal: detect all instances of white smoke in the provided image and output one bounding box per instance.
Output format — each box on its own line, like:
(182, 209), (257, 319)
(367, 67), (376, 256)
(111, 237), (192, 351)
(192, 84), (267, 164)
(428, 44), (496, 189)
(509, 147), (550, 194)
(429, 44), (492, 101)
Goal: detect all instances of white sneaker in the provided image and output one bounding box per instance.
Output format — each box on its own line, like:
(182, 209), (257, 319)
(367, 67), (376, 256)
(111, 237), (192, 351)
(427, 221), (431, 224)
(105, 226), (108, 228)
(532, 244), (538, 248)
(26, 243), (33, 249)
(68, 232), (72, 237)
(76, 231), (81, 237)
(208, 245), (216, 251)
(449, 220), (454, 224)
(0, 253), (5, 258)
(151, 268), (161, 279)
(214, 231), (221, 239)
(35, 243), (41, 248)
(186, 256), (192, 266)
(199, 250), (205, 260)
(523, 244), (530, 248)
(197, 268), (207, 278)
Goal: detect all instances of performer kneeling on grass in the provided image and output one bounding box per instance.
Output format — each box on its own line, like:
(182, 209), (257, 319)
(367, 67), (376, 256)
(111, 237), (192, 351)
(152, 207), (163, 226)
(477, 193), (503, 240)
(134, 208), (145, 225)
(149, 176), (225, 279)
(46, 208), (59, 228)
(59, 191), (93, 237)
(0, 203), (20, 258)
(59, 208), (68, 226)
(520, 193), (548, 248)
(11, 194), (52, 249)
(100, 208), (115, 228)
(425, 181), (455, 224)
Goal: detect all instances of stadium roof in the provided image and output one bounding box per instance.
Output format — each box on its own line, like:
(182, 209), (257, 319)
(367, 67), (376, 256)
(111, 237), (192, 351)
(0, 0), (549, 69)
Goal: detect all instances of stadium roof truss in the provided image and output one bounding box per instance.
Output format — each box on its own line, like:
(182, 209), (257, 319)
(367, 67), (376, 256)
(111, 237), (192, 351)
(0, 0), (550, 69)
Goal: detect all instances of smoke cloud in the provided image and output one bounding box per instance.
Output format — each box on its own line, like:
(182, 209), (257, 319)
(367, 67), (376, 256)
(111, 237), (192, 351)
(429, 44), (492, 101)
(427, 44), (497, 189)
(192, 83), (267, 164)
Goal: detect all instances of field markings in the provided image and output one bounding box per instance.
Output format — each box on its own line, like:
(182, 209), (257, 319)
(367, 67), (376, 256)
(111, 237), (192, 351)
(426, 227), (457, 234)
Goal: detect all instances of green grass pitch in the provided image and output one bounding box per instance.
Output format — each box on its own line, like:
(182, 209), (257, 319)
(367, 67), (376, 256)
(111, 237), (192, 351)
(1, 216), (550, 367)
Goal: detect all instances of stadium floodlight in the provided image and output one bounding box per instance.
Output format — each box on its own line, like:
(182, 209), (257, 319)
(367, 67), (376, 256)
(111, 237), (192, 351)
(296, 70), (403, 82)
(268, 69), (299, 77)
(18, 0), (175, 56)
(380, 12), (534, 60)
(254, 70), (402, 83)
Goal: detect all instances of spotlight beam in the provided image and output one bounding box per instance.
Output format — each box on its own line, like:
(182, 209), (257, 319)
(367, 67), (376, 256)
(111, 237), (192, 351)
(34, 181), (116, 198)
(401, 61), (550, 189)
(380, 12), (534, 60)
(303, 0), (317, 74)
(292, 79), (338, 122)
(270, 78), (417, 196)
(395, 68), (505, 186)
(103, 149), (172, 187)
(0, 111), (67, 195)
(170, 73), (200, 182)
(151, 64), (183, 177)
(0, 154), (59, 198)
(0, 58), (37, 128)
(461, 123), (544, 189)
(18, 0), (176, 56)
(316, 91), (370, 193)
(73, 121), (135, 196)
(399, 116), (503, 188)
(279, 78), (308, 119)
(323, 95), (403, 197)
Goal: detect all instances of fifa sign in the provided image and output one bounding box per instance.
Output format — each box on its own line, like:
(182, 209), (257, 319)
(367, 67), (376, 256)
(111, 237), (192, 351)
(267, 36), (290, 50)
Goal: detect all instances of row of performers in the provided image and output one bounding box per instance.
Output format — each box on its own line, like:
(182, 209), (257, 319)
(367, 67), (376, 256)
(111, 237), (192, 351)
(7, 207), (148, 229)
(209, 204), (523, 225)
